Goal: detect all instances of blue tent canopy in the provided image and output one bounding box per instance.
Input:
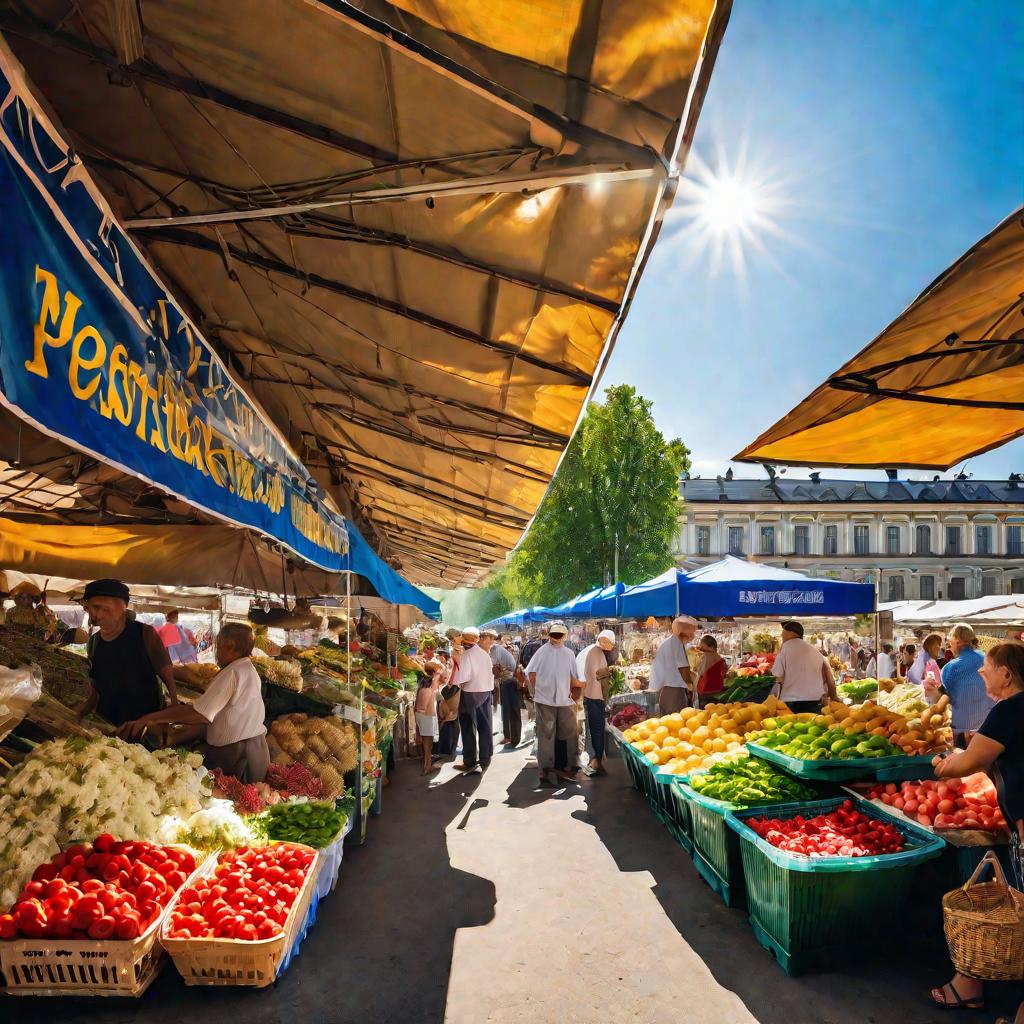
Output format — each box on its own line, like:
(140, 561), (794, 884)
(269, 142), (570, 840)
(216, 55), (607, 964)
(343, 521), (441, 619)
(591, 582), (625, 618)
(545, 586), (604, 618)
(618, 557), (874, 619)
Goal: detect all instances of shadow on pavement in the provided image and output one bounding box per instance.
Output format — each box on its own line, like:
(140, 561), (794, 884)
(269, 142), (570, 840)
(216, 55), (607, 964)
(1, 766), (496, 1024)
(568, 746), (1019, 1024)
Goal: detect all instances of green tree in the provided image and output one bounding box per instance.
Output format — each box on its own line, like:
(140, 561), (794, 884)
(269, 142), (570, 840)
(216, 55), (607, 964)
(511, 384), (690, 606)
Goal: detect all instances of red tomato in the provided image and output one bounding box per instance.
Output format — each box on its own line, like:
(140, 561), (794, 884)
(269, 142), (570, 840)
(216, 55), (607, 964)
(87, 915), (116, 940)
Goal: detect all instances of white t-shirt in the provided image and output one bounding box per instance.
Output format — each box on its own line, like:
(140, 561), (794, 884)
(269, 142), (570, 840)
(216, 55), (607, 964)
(454, 643), (494, 693)
(649, 635), (689, 691)
(577, 644), (609, 701)
(526, 642), (579, 706)
(875, 651), (896, 679)
(193, 657), (267, 746)
(772, 638), (830, 702)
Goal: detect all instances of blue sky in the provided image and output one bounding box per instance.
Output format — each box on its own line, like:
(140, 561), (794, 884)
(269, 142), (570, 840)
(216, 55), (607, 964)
(603, 0), (1023, 483)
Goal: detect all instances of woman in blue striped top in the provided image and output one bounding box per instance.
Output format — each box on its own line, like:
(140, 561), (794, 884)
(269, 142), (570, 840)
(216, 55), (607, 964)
(927, 624), (995, 743)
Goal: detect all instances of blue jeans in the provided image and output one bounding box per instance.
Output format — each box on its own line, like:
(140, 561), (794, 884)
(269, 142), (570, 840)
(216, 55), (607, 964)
(459, 690), (494, 766)
(584, 697), (607, 761)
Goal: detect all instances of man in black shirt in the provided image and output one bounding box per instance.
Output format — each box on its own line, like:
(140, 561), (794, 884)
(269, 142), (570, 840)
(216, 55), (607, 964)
(75, 579), (178, 727)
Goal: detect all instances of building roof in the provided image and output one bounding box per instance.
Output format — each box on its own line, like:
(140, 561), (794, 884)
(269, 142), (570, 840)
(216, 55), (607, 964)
(679, 477), (1024, 505)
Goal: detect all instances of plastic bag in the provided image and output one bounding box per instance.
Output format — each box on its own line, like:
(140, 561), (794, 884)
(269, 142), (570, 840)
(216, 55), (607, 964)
(0, 663), (42, 742)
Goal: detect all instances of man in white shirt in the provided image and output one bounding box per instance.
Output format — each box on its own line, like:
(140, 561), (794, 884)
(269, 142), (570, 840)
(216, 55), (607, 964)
(649, 616), (697, 713)
(875, 643), (897, 680)
(453, 626), (495, 772)
(771, 620), (838, 714)
(526, 621), (581, 786)
(482, 629), (521, 747)
(577, 628), (616, 777)
(119, 622), (269, 782)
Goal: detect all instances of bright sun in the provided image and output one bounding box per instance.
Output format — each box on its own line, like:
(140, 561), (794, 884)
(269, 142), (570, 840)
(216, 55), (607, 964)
(662, 143), (792, 284)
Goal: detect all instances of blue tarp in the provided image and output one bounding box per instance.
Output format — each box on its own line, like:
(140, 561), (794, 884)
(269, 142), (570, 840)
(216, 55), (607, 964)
(545, 587), (604, 618)
(343, 521), (440, 618)
(592, 582), (626, 618)
(619, 557), (874, 619)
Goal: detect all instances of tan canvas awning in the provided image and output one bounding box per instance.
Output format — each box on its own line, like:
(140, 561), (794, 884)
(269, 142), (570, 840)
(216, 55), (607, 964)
(1, 0), (729, 586)
(737, 209), (1024, 470)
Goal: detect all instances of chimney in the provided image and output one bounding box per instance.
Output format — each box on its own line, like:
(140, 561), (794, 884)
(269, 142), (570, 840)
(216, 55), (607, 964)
(885, 468), (898, 481)
(725, 467), (734, 481)
(809, 471), (821, 485)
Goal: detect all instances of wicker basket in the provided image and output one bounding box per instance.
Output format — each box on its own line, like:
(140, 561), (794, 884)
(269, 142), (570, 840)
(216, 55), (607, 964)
(160, 844), (319, 987)
(0, 845), (209, 997)
(943, 850), (1024, 981)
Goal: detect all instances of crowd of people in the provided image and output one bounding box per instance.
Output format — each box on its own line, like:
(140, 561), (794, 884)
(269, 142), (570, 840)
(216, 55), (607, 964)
(413, 621), (620, 786)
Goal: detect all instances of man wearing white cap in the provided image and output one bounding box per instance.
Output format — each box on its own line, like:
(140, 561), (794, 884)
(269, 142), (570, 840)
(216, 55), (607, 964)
(453, 626), (494, 771)
(649, 616), (698, 714)
(577, 629), (617, 777)
(526, 621), (581, 786)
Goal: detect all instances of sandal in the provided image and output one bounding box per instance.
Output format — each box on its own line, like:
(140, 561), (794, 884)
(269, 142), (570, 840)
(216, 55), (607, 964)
(929, 982), (984, 1011)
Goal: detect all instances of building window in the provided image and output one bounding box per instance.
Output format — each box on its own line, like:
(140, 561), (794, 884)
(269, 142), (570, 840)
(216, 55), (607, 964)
(1009, 525), (1022, 556)
(1012, 578), (1024, 595)
(976, 525), (992, 555)
(886, 526), (901, 555)
(949, 577), (966, 600)
(919, 575), (935, 600)
(946, 526), (962, 555)
(916, 524), (931, 554)
(696, 525), (710, 556)
(854, 524), (870, 555)
(760, 525), (776, 555)
(824, 524), (838, 555)
(728, 526), (744, 555)
(794, 524), (810, 556)
(982, 576), (998, 597)
(887, 577), (905, 602)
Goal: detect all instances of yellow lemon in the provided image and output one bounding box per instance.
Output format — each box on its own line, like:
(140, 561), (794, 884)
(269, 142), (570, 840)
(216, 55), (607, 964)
(678, 727), (693, 741)
(711, 738), (727, 753)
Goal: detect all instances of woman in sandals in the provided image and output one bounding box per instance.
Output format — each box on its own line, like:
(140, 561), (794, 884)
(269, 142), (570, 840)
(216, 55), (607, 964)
(928, 642), (1024, 1016)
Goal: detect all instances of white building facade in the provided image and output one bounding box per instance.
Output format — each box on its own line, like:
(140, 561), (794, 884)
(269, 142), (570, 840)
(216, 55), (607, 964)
(678, 476), (1024, 602)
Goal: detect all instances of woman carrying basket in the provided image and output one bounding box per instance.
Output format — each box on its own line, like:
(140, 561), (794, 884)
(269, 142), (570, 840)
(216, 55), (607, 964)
(928, 641), (1024, 1015)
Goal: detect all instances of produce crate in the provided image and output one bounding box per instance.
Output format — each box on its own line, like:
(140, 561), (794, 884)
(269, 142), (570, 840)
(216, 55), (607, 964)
(726, 796), (944, 975)
(621, 742), (652, 797)
(0, 845), (209, 997)
(874, 758), (936, 782)
(746, 741), (934, 783)
(653, 769), (690, 849)
(160, 845), (320, 987)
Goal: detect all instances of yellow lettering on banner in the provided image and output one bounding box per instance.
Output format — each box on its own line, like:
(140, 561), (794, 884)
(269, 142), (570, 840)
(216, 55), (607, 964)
(26, 267), (80, 378)
(201, 422), (229, 488)
(68, 325), (106, 401)
(100, 343), (134, 425)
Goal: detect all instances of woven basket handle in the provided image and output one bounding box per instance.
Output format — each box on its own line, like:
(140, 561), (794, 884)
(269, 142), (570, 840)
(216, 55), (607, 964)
(962, 850), (1009, 891)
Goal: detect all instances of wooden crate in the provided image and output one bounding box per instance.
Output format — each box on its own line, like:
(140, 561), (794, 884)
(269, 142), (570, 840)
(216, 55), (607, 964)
(160, 845), (320, 987)
(0, 845), (208, 997)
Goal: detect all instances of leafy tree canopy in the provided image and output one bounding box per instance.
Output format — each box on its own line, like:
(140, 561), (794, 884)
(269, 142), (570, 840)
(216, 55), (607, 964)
(498, 385), (690, 608)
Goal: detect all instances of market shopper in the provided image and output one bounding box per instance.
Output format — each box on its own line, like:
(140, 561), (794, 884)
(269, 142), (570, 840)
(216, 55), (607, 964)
(436, 661), (462, 759)
(648, 616), (697, 713)
(482, 629), (520, 747)
(933, 624), (995, 742)
(874, 643), (897, 680)
(929, 642), (1024, 1013)
(5, 581), (58, 636)
(415, 661), (444, 775)
(119, 623), (270, 782)
(527, 621), (581, 786)
(771, 620), (837, 713)
(75, 579), (178, 727)
(158, 609), (199, 665)
(453, 626), (494, 772)
(578, 628), (616, 777)
(695, 635), (727, 696)
(907, 632), (942, 687)
(519, 625), (548, 671)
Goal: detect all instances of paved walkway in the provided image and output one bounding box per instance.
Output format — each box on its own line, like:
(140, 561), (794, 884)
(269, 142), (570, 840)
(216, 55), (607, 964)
(5, 733), (1015, 1024)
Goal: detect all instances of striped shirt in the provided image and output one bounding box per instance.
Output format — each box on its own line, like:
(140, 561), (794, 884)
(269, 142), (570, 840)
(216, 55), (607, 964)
(940, 648), (995, 732)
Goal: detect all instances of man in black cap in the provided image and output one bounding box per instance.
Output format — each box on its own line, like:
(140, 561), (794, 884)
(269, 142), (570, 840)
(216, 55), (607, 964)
(74, 579), (178, 727)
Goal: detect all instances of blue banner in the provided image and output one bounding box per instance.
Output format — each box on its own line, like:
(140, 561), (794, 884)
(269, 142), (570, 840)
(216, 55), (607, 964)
(0, 58), (348, 570)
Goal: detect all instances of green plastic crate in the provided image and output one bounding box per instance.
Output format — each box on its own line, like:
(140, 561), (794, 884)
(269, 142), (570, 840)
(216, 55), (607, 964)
(726, 795), (945, 975)
(654, 770), (691, 851)
(746, 741), (934, 783)
(674, 781), (746, 906)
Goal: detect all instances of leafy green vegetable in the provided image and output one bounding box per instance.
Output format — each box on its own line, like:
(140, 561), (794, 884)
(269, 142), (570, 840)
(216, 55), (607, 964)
(258, 799), (348, 849)
(688, 754), (818, 806)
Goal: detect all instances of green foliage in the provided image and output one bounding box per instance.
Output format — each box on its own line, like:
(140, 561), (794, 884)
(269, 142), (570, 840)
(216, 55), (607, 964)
(508, 385), (691, 607)
(422, 586), (509, 627)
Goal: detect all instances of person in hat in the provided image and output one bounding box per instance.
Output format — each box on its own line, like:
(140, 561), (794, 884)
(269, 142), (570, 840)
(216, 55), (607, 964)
(452, 626), (495, 771)
(649, 616), (698, 714)
(577, 629), (617, 777)
(481, 628), (520, 748)
(5, 581), (59, 637)
(526, 621), (582, 786)
(74, 579), (178, 727)
(120, 623), (270, 783)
